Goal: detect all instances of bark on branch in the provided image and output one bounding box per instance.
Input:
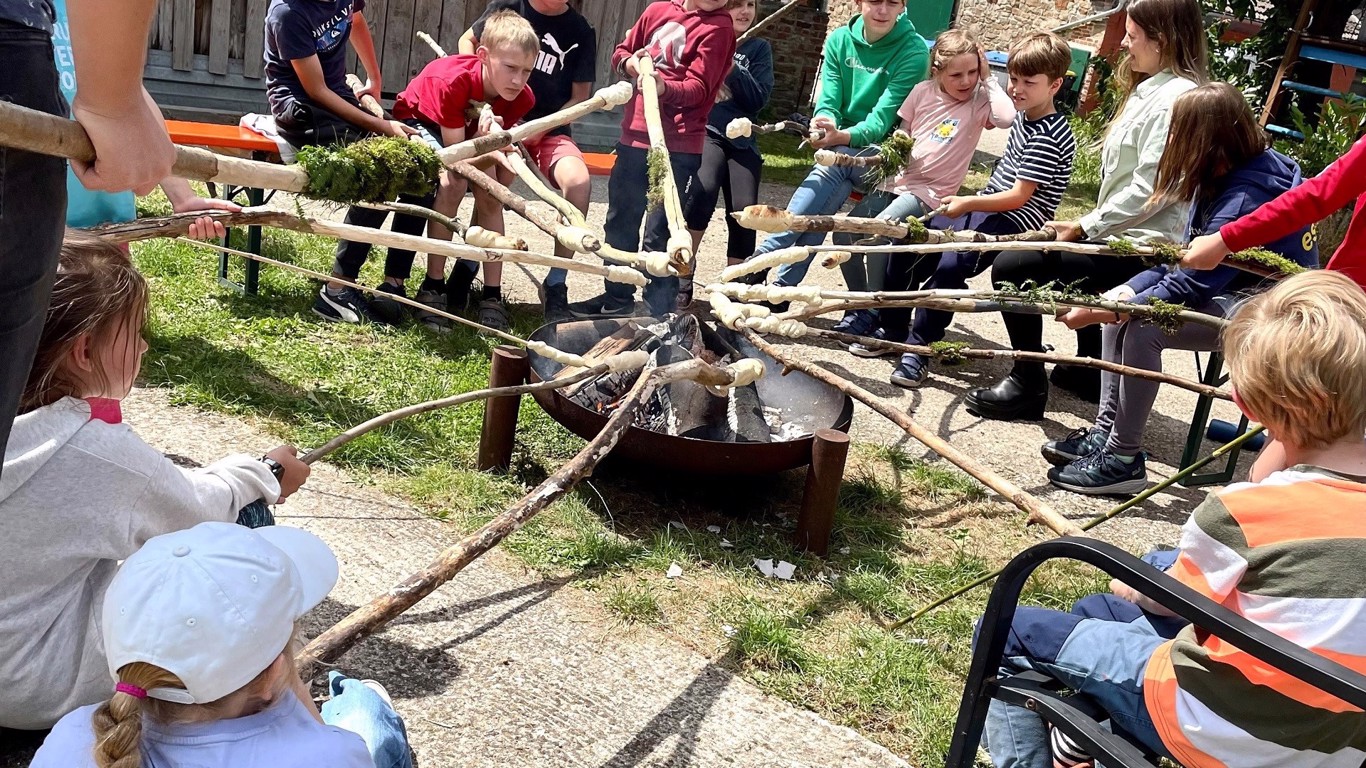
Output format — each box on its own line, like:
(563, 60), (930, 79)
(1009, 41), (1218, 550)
(295, 357), (742, 677)
(450, 158), (601, 254)
(637, 56), (694, 266)
(743, 332), (1083, 537)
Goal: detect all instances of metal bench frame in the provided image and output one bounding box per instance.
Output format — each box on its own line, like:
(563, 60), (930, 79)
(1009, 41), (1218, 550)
(945, 537), (1366, 767)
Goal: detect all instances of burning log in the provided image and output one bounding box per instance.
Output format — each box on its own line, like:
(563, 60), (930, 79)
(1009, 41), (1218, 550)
(744, 331), (1083, 537)
(296, 356), (745, 677)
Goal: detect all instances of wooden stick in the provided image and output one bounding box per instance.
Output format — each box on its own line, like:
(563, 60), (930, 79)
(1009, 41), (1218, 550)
(417, 30), (447, 58)
(744, 331), (1082, 537)
(169, 236), (526, 344)
(295, 357), (741, 676)
(636, 56), (693, 266)
(0, 99), (309, 193)
(436, 82), (634, 164)
(347, 74), (384, 118)
(732, 205), (1058, 243)
(813, 149), (883, 168)
(359, 200), (529, 252)
(302, 364), (615, 462)
(92, 208), (648, 286)
(882, 425), (1267, 631)
(724, 118), (803, 139)
(450, 158), (601, 254)
(500, 151), (684, 277)
(738, 0), (803, 42)
(808, 328), (1232, 401)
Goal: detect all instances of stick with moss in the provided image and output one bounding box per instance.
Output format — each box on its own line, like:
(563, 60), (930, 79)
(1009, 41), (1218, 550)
(806, 329), (1231, 399)
(635, 55), (693, 264)
(708, 282), (1226, 332)
(812, 131), (916, 187)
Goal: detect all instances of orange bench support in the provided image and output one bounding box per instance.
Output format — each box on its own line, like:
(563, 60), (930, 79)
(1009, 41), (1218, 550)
(165, 120), (280, 157)
(583, 151), (616, 176)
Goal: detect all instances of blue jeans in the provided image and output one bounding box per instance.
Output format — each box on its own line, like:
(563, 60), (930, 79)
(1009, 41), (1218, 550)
(763, 146), (878, 287)
(982, 607), (1171, 768)
(604, 143), (702, 314)
(832, 190), (927, 293)
(894, 211), (1023, 347)
(322, 672), (413, 768)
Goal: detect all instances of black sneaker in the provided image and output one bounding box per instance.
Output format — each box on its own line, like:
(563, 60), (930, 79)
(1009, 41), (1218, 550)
(369, 282), (407, 326)
(568, 293), (635, 318)
(313, 286), (383, 325)
(832, 309), (878, 336)
(543, 284), (570, 323)
(1041, 427), (1108, 467)
(1048, 449), (1147, 496)
(890, 353), (927, 388)
(849, 327), (896, 358)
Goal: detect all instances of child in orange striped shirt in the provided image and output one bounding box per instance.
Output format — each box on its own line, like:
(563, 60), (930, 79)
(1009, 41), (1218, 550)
(981, 270), (1366, 768)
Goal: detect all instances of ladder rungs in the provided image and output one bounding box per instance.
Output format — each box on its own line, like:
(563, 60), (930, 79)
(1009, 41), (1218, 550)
(1298, 42), (1366, 70)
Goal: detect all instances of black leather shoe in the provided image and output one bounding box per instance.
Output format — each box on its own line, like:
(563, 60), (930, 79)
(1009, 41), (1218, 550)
(965, 372), (1048, 421)
(1050, 363), (1101, 403)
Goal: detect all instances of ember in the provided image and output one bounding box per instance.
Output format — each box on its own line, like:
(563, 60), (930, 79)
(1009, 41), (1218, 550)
(566, 314), (807, 442)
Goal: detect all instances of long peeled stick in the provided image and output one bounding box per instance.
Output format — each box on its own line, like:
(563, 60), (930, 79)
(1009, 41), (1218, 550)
(94, 207), (647, 286)
(437, 82), (634, 163)
(450, 158), (601, 254)
(882, 425), (1268, 632)
(635, 55), (694, 265)
(0, 100), (309, 193)
(744, 331), (1082, 537)
(501, 151), (682, 277)
(738, 0), (803, 42)
(296, 357), (743, 677)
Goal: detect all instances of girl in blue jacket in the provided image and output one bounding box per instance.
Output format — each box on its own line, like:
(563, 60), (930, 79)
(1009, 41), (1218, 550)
(1041, 82), (1318, 496)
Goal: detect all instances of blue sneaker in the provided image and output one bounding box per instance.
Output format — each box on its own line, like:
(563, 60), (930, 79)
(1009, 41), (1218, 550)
(832, 309), (878, 336)
(848, 327), (896, 358)
(313, 286), (384, 325)
(1048, 449), (1147, 496)
(1041, 427), (1108, 467)
(890, 353), (927, 388)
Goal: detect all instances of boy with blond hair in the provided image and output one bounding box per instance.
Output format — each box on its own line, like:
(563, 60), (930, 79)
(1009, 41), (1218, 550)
(982, 269), (1366, 768)
(323, 11), (539, 332)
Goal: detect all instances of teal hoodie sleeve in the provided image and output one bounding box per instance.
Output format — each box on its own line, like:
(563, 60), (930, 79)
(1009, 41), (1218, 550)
(844, 38), (928, 147)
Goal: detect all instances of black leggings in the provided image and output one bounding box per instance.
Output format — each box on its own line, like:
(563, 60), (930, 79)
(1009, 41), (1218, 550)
(682, 131), (763, 262)
(990, 250), (1138, 357)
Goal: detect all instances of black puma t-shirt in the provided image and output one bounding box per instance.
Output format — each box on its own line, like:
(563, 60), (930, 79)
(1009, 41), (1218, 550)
(472, 0), (596, 137)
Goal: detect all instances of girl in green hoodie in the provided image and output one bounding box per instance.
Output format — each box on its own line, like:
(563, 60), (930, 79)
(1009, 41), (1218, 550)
(741, 0), (929, 289)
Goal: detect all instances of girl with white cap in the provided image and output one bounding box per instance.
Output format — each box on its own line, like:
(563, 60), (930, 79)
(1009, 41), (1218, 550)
(31, 521), (412, 768)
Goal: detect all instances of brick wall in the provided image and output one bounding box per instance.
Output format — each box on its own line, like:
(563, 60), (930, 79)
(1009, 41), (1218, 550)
(953, 0), (1112, 53)
(755, 0), (830, 115)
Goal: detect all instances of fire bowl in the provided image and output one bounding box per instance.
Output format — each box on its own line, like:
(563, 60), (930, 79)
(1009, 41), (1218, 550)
(526, 316), (854, 476)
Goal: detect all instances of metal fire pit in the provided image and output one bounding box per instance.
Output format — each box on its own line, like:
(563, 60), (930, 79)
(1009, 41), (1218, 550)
(526, 317), (854, 476)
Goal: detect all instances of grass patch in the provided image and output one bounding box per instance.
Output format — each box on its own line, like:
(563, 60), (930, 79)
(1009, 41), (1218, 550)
(132, 187), (1134, 765)
(604, 581), (664, 624)
(758, 131), (818, 187)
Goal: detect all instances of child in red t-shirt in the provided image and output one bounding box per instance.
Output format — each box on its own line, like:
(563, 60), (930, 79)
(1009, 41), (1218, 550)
(567, 0), (736, 318)
(388, 11), (537, 332)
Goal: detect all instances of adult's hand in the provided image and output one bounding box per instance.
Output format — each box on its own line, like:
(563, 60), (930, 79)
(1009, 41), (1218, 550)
(1181, 232), (1231, 271)
(70, 88), (175, 196)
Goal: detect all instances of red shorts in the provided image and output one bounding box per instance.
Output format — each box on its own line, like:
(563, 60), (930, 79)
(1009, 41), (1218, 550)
(523, 133), (585, 180)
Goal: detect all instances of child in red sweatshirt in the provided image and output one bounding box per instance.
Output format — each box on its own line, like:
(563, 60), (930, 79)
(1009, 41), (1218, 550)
(567, 0), (736, 318)
(1182, 133), (1366, 291)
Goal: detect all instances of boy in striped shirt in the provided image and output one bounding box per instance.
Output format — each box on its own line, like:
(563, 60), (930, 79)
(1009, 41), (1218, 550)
(983, 269), (1366, 768)
(860, 32), (1076, 389)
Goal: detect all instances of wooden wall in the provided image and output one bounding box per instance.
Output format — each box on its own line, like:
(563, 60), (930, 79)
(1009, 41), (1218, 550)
(145, 0), (653, 121)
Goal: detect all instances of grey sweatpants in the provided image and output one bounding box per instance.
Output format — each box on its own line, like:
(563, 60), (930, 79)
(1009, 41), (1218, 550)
(1095, 299), (1227, 456)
